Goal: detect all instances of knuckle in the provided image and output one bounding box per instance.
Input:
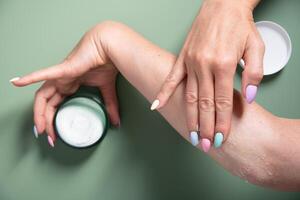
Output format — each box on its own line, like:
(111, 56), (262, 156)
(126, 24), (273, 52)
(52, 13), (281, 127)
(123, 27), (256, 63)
(214, 56), (236, 72)
(185, 92), (198, 104)
(61, 60), (79, 78)
(165, 74), (178, 90)
(247, 69), (263, 81)
(64, 66), (77, 78)
(199, 97), (215, 112)
(185, 50), (195, 62)
(197, 52), (214, 66)
(186, 50), (215, 66)
(215, 97), (232, 112)
(59, 65), (69, 77)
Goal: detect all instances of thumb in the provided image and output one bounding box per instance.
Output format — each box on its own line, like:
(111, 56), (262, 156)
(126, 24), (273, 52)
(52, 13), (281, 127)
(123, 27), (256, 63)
(99, 83), (120, 127)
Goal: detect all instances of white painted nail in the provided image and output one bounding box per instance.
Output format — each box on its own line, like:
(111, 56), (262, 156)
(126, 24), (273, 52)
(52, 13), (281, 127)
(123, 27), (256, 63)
(190, 131), (199, 146)
(47, 136), (55, 148)
(9, 77), (20, 83)
(150, 99), (160, 110)
(33, 125), (38, 138)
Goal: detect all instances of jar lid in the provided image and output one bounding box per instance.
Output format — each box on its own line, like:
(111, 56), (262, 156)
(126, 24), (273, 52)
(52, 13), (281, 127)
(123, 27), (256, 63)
(240, 21), (292, 75)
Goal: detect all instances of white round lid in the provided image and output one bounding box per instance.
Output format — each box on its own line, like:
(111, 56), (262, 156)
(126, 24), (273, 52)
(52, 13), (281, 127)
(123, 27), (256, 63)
(240, 21), (292, 75)
(55, 97), (107, 148)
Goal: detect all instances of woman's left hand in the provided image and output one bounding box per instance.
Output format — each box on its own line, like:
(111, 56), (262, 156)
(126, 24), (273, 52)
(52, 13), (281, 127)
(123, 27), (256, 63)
(10, 24), (120, 146)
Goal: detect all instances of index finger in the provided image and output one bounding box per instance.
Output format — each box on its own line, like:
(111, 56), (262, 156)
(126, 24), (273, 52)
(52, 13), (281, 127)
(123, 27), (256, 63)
(11, 63), (66, 87)
(151, 54), (186, 110)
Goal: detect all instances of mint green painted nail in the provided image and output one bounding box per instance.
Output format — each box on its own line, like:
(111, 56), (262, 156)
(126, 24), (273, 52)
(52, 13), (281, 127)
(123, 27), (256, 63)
(214, 132), (223, 148)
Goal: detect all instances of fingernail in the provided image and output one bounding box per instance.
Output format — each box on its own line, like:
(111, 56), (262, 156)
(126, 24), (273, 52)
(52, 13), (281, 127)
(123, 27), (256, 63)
(214, 132), (223, 148)
(9, 77), (20, 83)
(47, 136), (55, 148)
(201, 138), (211, 153)
(190, 131), (199, 146)
(246, 85), (257, 103)
(33, 125), (39, 138)
(150, 99), (160, 110)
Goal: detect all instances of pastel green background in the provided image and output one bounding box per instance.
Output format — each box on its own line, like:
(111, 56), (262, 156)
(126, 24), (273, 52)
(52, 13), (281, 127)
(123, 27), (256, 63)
(0, 0), (299, 199)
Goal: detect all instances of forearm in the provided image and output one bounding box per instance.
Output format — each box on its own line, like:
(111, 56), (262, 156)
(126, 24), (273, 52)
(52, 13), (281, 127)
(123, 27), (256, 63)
(98, 21), (300, 191)
(203, 0), (261, 10)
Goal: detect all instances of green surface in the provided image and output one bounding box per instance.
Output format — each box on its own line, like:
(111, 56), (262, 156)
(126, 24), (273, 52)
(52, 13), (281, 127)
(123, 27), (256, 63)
(0, 0), (299, 199)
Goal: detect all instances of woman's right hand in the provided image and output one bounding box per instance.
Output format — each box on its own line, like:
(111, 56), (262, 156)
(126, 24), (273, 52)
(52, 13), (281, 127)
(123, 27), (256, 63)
(10, 23), (120, 147)
(152, 0), (264, 151)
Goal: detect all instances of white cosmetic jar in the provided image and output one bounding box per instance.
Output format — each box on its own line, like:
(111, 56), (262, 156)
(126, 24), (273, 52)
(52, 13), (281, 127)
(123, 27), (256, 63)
(240, 21), (292, 75)
(54, 90), (109, 149)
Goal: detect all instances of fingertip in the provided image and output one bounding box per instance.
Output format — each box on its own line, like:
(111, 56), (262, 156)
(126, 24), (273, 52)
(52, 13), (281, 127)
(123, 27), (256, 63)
(111, 110), (121, 127)
(33, 125), (39, 138)
(48, 127), (57, 142)
(110, 115), (121, 127)
(189, 131), (199, 146)
(10, 77), (33, 87)
(9, 77), (23, 87)
(47, 135), (55, 148)
(151, 94), (170, 111)
(214, 132), (224, 149)
(106, 105), (120, 127)
(214, 123), (231, 147)
(34, 115), (46, 134)
(245, 84), (258, 104)
(98, 84), (121, 127)
(201, 138), (211, 153)
(36, 125), (43, 136)
(34, 123), (45, 136)
(241, 58), (263, 101)
(150, 99), (160, 110)
(9, 77), (20, 83)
